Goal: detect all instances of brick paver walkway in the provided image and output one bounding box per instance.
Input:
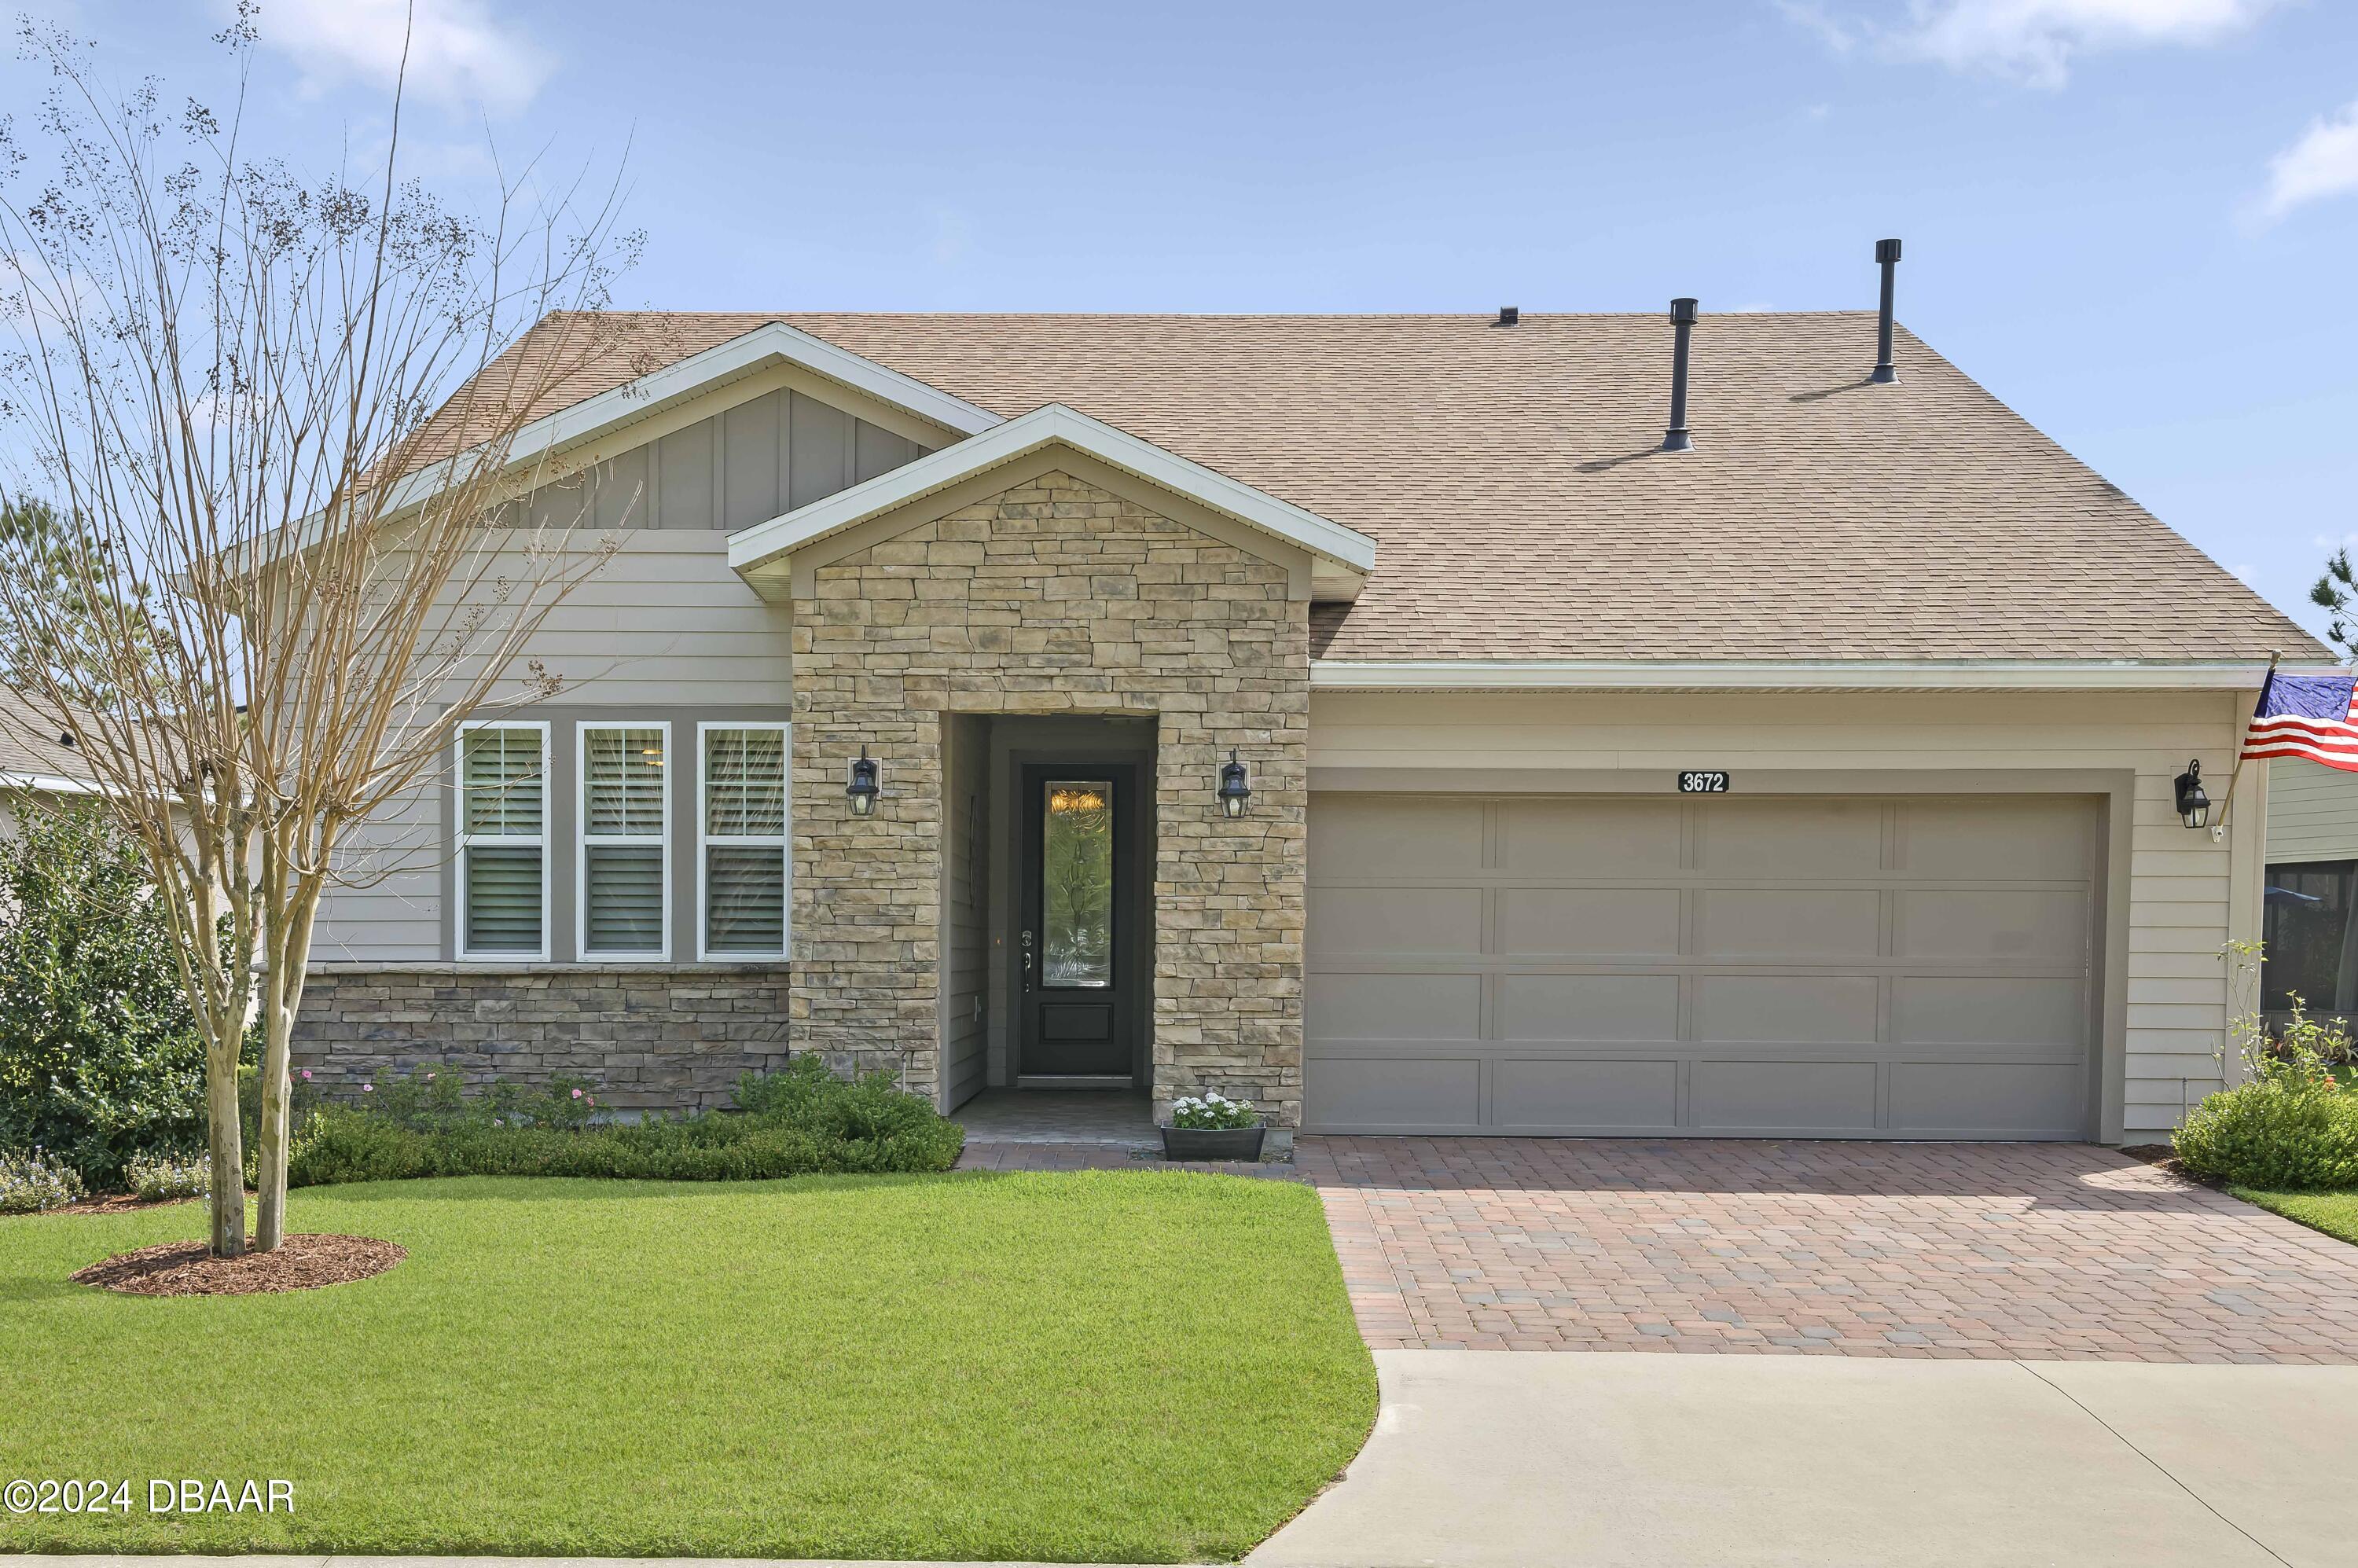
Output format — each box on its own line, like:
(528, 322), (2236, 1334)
(1298, 1137), (2358, 1363)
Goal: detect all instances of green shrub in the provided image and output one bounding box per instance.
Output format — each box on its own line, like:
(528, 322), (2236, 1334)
(123, 1151), (211, 1203)
(287, 1057), (964, 1188)
(0, 1148), (86, 1213)
(2175, 999), (2358, 1188)
(0, 803), (230, 1188)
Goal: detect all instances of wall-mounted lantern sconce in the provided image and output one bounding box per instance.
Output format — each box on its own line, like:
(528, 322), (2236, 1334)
(2173, 759), (2210, 831)
(847, 748), (880, 817)
(1218, 749), (1251, 818)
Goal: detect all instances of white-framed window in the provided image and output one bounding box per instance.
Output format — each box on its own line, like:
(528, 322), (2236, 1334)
(457, 721), (549, 960)
(699, 722), (788, 960)
(578, 722), (671, 961)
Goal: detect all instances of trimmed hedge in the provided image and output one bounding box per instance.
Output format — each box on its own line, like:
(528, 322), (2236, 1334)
(2176, 1002), (2358, 1189)
(2174, 1076), (2358, 1189)
(287, 1058), (964, 1187)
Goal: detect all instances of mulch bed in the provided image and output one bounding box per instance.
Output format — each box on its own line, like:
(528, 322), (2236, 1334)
(43, 1192), (196, 1217)
(70, 1232), (405, 1296)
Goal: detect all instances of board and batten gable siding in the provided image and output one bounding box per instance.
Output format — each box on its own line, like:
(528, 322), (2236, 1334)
(2265, 755), (2358, 865)
(1307, 688), (2264, 1141)
(504, 386), (929, 534)
(308, 383), (923, 963)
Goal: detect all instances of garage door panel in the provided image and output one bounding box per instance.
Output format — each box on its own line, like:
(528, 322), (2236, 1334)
(1498, 798), (1682, 874)
(1499, 887), (1680, 957)
(1307, 971), (1480, 1042)
(1493, 1059), (1677, 1130)
(1693, 974), (1881, 1043)
(1898, 888), (2087, 961)
(1310, 885), (1483, 956)
(1696, 888), (1882, 958)
(1695, 799), (1883, 876)
(1308, 795), (1484, 880)
(1889, 1063), (2084, 1136)
(1692, 1060), (1879, 1132)
(1901, 800), (2092, 881)
(1309, 1056), (1483, 1129)
(1893, 976), (2085, 1047)
(1497, 973), (1680, 1041)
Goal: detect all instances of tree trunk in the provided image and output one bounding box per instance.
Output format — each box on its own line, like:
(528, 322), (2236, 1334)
(252, 872), (319, 1252)
(205, 1020), (246, 1258)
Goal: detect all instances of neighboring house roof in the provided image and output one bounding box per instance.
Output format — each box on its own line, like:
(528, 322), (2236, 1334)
(443, 310), (2320, 665)
(0, 691), (104, 793)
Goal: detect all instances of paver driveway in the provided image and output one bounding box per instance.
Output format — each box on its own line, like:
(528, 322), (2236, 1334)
(1297, 1137), (2358, 1362)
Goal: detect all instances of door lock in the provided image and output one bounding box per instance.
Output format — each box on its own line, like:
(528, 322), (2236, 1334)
(1021, 929), (1034, 993)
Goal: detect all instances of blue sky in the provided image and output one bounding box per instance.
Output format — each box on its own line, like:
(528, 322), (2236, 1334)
(20, 0), (2358, 644)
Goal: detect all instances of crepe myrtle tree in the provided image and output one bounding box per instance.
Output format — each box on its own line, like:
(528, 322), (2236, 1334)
(0, 9), (656, 1255)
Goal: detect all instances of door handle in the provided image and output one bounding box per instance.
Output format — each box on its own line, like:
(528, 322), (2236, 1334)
(1021, 929), (1035, 993)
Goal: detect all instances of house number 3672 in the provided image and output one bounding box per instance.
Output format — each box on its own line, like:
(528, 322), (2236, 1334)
(1677, 771), (1731, 793)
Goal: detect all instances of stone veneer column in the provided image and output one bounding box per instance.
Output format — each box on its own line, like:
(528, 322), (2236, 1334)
(788, 470), (1309, 1124)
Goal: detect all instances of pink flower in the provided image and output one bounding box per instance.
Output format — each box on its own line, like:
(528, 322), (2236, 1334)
(362, 1083), (374, 1093)
(299, 1070), (311, 1081)
(426, 1071), (435, 1081)
(586, 1096), (597, 1107)
(571, 1088), (583, 1100)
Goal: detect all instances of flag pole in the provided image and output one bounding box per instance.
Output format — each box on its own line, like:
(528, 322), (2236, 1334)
(2215, 650), (2281, 832)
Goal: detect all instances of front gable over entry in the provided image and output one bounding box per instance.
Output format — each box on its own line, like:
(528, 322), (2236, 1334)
(725, 402), (1376, 604)
(784, 459), (1317, 1127)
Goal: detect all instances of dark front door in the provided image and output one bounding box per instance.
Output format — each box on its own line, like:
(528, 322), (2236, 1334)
(1018, 763), (1139, 1080)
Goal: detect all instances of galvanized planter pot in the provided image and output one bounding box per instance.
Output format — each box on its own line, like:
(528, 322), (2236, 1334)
(1159, 1123), (1267, 1162)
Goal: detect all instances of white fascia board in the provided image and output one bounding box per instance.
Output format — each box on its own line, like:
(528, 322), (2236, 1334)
(727, 402), (1378, 575)
(0, 771), (104, 795)
(1309, 659), (2288, 692)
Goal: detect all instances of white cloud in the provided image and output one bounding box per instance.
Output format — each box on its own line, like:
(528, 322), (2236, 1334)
(244, 0), (551, 116)
(1782, 0), (2279, 88)
(2261, 103), (2358, 219)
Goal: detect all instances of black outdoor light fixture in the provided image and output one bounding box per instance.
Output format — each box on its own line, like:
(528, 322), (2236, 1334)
(1218, 749), (1252, 817)
(847, 748), (880, 817)
(2173, 759), (2211, 832)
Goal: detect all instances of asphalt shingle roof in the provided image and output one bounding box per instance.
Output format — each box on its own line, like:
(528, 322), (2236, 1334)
(450, 310), (2316, 663)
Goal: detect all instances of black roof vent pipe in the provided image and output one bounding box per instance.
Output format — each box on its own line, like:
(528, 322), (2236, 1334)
(1871, 237), (1902, 384)
(1662, 297), (1699, 453)
(1497, 305), (1519, 326)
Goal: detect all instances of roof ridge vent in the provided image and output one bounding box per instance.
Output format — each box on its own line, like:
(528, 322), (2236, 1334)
(1871, 237), (1902, 384)
(1662, 297), (1699, 454)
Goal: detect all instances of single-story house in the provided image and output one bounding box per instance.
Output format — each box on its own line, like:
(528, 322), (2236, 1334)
(291, 273), (2321, 1146)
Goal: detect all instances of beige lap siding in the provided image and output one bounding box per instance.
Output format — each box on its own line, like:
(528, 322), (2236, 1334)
(1309, 689), (2264, 1142)
(791, 472), (1309, 1122)
(308, 530), (800, 963)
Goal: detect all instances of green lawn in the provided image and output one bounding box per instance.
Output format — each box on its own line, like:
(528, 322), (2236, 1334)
(0, 1171), (1376, 1562)
(2234, 1186), (2358, 1247)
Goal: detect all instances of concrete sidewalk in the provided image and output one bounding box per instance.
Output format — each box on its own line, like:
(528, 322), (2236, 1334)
(1251, 1350), (2357, 1567)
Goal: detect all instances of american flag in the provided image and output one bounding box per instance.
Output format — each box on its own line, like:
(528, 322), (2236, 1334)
(2242, 670), (2358, 772)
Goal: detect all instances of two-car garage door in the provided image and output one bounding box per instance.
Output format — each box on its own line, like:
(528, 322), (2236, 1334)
(1303, 793), (2101, 1140)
